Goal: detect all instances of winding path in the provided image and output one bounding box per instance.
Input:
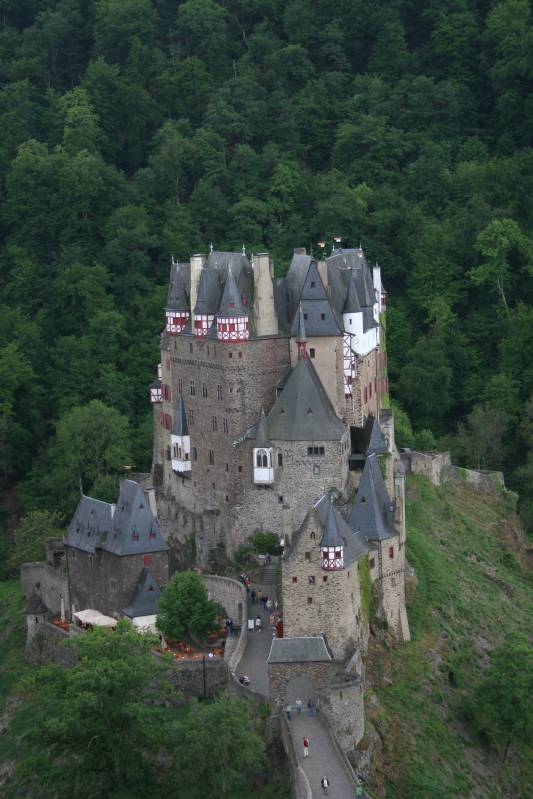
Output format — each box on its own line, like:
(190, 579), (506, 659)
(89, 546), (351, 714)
(236, 560), (365, 799)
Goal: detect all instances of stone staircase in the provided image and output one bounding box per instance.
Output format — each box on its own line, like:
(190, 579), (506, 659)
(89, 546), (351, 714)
(262, 558), (277, 586)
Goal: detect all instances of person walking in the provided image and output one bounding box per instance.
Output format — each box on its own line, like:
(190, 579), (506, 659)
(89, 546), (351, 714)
(250, 589), (256, 604)
(286, 704), (292, 721)
(295, 698), (303, 715)
(303, 737), (309, 758)
(266, 597), (273, 612)
(255, 615), (262, 632)
(321, 776), (330, 795)
(256, 589), (262, 605)
(307, 699), (314, 717)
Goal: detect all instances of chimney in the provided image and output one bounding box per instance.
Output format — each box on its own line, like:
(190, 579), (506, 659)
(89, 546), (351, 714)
(293, 247), (307, 256)
(317, 259), (328, 289)
(253, 253), (278, 337)
(190, 253), (205, 327)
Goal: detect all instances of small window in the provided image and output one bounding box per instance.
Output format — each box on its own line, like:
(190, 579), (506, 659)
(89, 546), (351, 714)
(310, 531), (316, 539)
(238, 352), (243, 359)
(144, 554), (152, 565)
(320, 313), (325, 320)
(304, 313), (308, 320)
(238, 465), (243, 472)
(310, 347), (315, 358)
(89, 555), (94, 566)
(370, 558), (375, 569)
(225, 463), (229, 472)
(193, 447), (197, 461)
(217, 385), (223, 400)
(190, 380), (195, 396)
(189, 343), (193, 353)
(323, 575), (328, 583)
(228, 352), (233, 358)
(71, 550), (76, 560)
(278, 495), (283, 504)
(132, 531), (139, 541)
(212, 482), (216, 489)
(305, 552), (310, 561)
(278, 453), (283, 466)
(202, 383), (208, 398)
(310, 281), (316, 288)
(389, 546), (394, 559)
(211, 416), (217, 431)
(110, 579), (117, 592)
(223, 417), (228, 434)
(308, 576), (315, 585)
(313, 464), (320, 475)
(209, 450), (215, 465)
(292, 576), (298, 584)
(225, 495), (229, 502)
(307, 597), (313, 605)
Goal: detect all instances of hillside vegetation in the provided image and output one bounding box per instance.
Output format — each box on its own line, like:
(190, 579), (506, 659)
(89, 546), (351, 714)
(0, 0), (533, 535)
(366, 476), (533, 799)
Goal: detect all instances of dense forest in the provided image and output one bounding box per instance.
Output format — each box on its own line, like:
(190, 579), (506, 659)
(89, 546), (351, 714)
(1, 0), (533, 543)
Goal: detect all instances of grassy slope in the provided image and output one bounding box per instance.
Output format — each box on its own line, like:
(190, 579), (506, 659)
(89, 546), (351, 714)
(367, 476), (533, 799)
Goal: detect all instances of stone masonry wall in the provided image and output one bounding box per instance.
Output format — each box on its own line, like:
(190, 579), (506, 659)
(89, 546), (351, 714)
(352, 349), (379, 427)
(282, 510), (362, 660)
(21, 562), (70, 616)
(66, 548), (169, 617)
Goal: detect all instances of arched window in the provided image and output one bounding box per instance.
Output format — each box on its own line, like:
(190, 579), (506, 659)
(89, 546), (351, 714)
(310, 531), (316, 539)
(262, 453), (268, 468)
(256, 452), (262, 468)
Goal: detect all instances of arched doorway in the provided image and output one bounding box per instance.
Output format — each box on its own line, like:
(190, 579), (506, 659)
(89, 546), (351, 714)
(285, 674), (316, 705)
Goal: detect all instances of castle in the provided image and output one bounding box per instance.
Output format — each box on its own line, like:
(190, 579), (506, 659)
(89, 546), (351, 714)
(22, 242), (410, 761)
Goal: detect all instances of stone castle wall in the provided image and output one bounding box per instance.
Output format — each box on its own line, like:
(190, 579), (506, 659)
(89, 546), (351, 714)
(20, 562), (70, 616)
(66, 548), (169, 617)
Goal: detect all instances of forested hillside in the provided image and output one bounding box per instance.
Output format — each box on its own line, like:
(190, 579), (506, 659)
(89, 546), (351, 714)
(1, 0), (533, 536)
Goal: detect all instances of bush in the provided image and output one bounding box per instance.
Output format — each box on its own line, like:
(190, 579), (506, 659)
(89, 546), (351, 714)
(249, 531), (282, 555)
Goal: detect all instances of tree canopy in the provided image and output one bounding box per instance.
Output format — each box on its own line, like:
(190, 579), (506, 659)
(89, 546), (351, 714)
(156, 570), (218, 641)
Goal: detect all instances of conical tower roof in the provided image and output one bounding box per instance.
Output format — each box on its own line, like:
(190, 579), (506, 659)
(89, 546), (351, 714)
(166, 263), (189, 311)
(320, 497), (345, 548)
(349, 453), (396, 541)
(343, 270), (362, 314)
(217, 267), (247, 317)
(194, 266), (222, 315)
(255, 409), (271, 448)
(26, 591), (48, 615)
(172, 396), (189, 436)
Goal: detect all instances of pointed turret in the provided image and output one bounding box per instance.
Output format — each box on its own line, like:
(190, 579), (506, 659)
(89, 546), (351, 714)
(165, 260), (190, 334)
(349, 453), (396, 541)
(216, 267), (250, 341)
(171, 397), (191, 472)
(194, 265), (220, 337)
(343, 270), (362, 314)
(253, 409), (274, 484)
(320, 497), (345, 570)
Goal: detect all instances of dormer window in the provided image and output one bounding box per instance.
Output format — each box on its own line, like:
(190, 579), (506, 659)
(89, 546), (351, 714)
(149, 530), (156, 539)
(139, 503), (144, 509)
(132, 531), (139, 541)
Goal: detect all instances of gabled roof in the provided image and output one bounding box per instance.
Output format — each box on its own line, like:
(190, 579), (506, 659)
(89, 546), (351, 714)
(26, 591), (48, 615)
(65, 481), (169, 556)
(314, 495), (369, 563)
(217, 267), (247, 317)
(255, 409), (271, 448)
(267, 635), (332, 664)
(194, 266), (222, 315)
(285, 252), (312, 322)
(266, 357), (346, 441)
(172, 396), (189, 437)
(123, 569), (161, 618)
(64, 495), (114, 553)
(326, 247), (376, 318)
(348, 454), (396, 542)
(166, 261), (190, 311)
(104, 480), (169, 556)
(288, 261), (342, 337)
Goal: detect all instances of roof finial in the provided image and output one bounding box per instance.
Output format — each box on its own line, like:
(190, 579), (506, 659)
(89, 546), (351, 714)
(242, 243), (246, 255)
(210, 242), (214, 253)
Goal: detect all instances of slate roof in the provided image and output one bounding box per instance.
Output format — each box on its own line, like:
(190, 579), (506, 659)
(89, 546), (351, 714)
(266, 356), (346, 441)
(284, 252), (312, 322)
(287, 261), (342, 337)
(123, 569), (161, 618)
(343, 269), (362, 313)
(217, 267), (247, 317)
(296, 304), (306, 341)
(267, 635), (332, 664)
(26, 591), (48, 615)
(207, 250), (254, 310)
(314, 495), (369, 563)
(172, 396), (189, 437)
(319, 497), (345, 548)
(65, 481), (169, 556)
(149, 377), (162, 391)
(194, 265), (222, 315)
(326, 247), (377, 319)
(166, 261), (190, 310)
(64, 495), (114, 553)
(348, 454), (396, 541)
(351, 416), (388, 457)
(255, 409), (271, 448)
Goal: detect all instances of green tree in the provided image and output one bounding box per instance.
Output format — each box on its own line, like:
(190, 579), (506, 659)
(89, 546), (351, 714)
(8, 510), (64, 571)
(13, 620), (173, 799)
(465, 635), (533, 762)
(454, 403), (509, 471)
(156, 571), (218, 641)
(174, 694), (267, 798)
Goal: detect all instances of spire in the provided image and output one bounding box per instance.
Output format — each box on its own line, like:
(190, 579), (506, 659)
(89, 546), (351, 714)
(172, 396), (189, 436)
(320, 496), (344, 548)
(218, 266), (247, 317)
(349, 453), (396, 541)
(343, 269), (362, 314)
(255, 409), (271, 448)
(296, 303), (307, 359)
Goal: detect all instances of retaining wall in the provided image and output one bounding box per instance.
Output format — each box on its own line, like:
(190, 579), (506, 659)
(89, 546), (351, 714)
(405, 451), (506, 496)
(202, 574), (248, 675)
(20, 562), (70, 616)
(280, 713), (312, 799)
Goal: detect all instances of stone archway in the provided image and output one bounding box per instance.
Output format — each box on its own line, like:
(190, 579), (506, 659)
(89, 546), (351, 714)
(285, 674), (316, 705)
